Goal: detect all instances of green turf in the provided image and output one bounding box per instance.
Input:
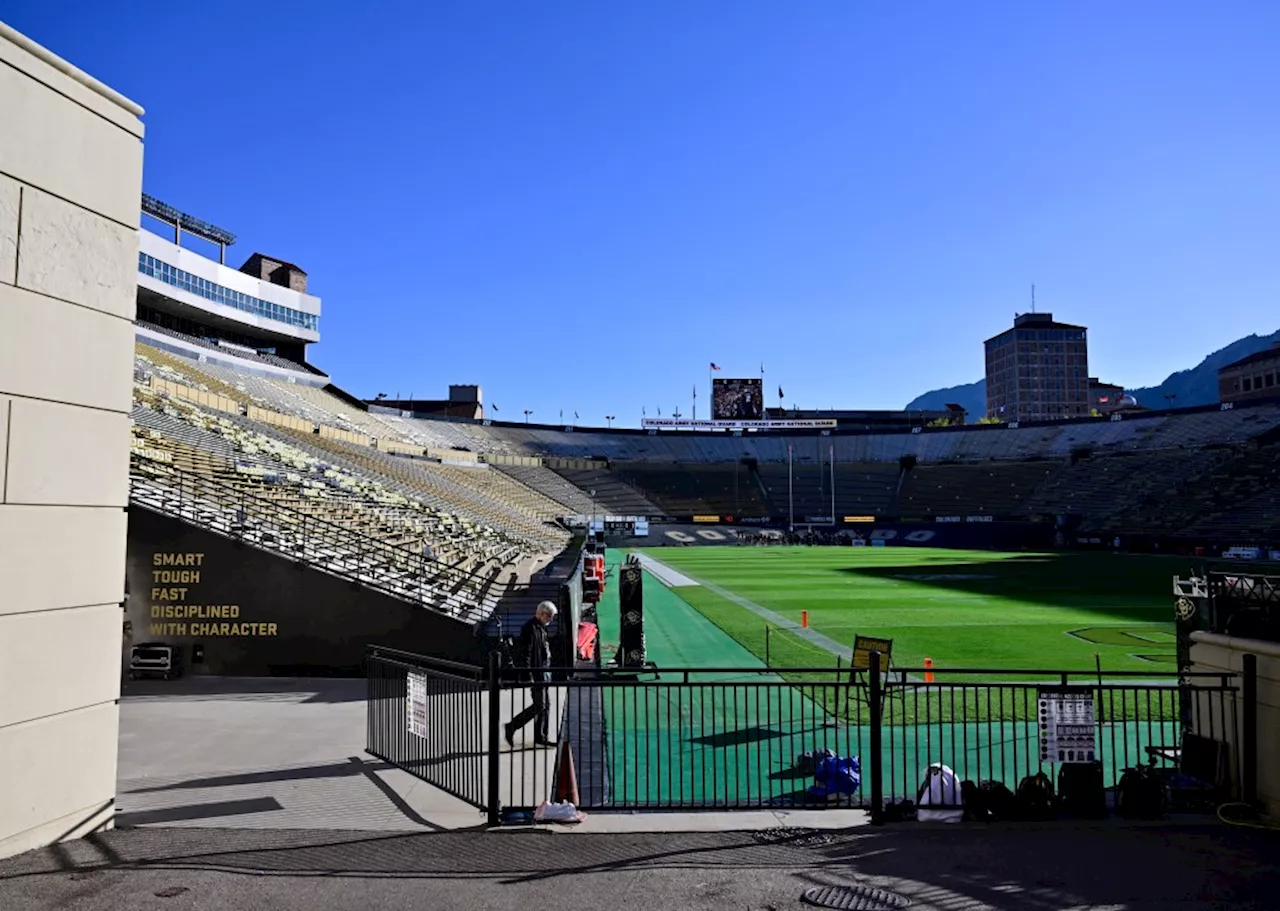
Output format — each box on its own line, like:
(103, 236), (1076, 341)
(632, 546), (1181, 674)
(595, 551), (847, 806)
(590, 548), (1184, 806)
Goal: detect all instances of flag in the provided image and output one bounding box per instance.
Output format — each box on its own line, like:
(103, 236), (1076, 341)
(693, 385), (697, 399)
(492, 403), (499, 412)
(642, 406), (646, 416)
(574, 411), (579, 419)
(657, 406), (662, 415)
(710, 362), (721, 371)
(760, 363), (764, 375)
(559, 409), (563, 420)
(778, 386), (784, 399)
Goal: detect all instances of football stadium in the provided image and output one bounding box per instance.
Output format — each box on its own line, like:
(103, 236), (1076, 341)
(2, 19), (1279, 877)
(109, 190), (1280, 820)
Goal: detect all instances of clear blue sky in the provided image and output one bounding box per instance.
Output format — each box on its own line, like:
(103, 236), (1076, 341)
(7, 1), (1280, 425)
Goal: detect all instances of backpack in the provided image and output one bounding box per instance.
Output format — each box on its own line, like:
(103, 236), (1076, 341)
(1116, 764), (1167, 820)
(1015, 772), (1056, 821)
(963, 780), (1019, 821)
(1057, 761), (1107, 819)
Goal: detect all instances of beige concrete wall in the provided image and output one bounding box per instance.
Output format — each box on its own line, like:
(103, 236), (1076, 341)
(1189, 632), (1280, 816)
(0, 22), (143, 860)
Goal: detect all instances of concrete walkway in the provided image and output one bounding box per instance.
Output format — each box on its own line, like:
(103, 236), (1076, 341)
(112, 676), (869, 833)
(2, 823), (1277, 911)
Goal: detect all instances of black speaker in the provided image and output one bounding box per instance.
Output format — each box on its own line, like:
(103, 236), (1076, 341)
(618, 564), (645, 667)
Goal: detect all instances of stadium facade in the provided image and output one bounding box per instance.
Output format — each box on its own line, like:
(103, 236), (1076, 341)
(0, 23), (143, 859)
(1220, 341), (1280, 405)
(134, 210), (325, 383)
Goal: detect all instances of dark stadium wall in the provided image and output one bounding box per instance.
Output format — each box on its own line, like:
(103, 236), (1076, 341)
(622, 522), (1057, 550)
(124, 508), (483, 676)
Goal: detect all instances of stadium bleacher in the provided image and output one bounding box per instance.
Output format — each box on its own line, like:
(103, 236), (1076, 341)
(130, 336), (1280, 633)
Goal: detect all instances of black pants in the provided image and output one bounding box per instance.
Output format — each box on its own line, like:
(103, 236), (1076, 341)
(508, 683), (549, 742)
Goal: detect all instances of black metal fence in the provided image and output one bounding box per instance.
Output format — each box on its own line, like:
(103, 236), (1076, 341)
(366, 646), (1257, 824)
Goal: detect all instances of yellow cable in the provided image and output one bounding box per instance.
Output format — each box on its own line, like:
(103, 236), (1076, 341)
(1216, 802), (1280, 830)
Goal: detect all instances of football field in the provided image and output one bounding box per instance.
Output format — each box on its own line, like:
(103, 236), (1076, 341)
(629, 546), (1179, 674)
(589, 546), (1184, 807)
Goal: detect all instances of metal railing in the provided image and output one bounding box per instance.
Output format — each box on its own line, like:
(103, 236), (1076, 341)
(130, 457), (499, 620)
(366, 647), (1256, 824)
(367, 647), (489, 811)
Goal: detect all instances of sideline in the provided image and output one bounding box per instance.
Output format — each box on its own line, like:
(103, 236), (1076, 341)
(629, 552), (700, 588)
(632, 552), (852, 660)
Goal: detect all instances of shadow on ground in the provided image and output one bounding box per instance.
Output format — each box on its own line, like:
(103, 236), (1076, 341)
(839, 552), (1177, 622)
(0, 822), (1276, 910)
(121, 677), (366, 704)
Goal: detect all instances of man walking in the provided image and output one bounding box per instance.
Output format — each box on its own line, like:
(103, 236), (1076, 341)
(504, 601), (557, 747)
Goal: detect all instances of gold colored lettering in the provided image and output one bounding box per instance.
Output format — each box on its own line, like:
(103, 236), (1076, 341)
(152, 570), (200, 584)
(152, 553), (206, 567)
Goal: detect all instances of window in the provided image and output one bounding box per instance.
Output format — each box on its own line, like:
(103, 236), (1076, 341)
(138, 253), (317, 332)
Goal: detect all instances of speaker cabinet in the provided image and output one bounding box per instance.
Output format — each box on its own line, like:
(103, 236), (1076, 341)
(618, 564), (645, 666)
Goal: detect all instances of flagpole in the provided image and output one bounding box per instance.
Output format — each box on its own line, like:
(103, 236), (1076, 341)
(788, 444), (794, 531)
(830, 443), (836, 526)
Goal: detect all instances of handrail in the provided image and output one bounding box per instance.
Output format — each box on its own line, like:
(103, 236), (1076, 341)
(129, 455), (498, 614)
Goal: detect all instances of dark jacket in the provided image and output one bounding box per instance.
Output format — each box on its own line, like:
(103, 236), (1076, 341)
(520, 616), (551, 681)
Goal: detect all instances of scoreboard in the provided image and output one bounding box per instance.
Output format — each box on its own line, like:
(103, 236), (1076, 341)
(713, 377), (763, 420)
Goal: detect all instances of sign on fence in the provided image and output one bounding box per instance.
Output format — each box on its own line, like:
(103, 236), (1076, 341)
(851, 635), (893, 671)
(1037, 686), (1096, 763)
(407, 671), (428, 739)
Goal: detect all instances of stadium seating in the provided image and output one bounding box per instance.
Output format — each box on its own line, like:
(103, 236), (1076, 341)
(129, 384), (553, 622)
(549, 468), (663, 516)
(494, 464), (608, 515)
(610, 464), (772, 518)
(898, 461), (1058, 516)
(755, 463), (900, 518)
(131, 338), (1280, 583)
(139, 320), (318, 374)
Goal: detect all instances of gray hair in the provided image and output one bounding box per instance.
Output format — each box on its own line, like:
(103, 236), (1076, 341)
(536, 601), (558, 619)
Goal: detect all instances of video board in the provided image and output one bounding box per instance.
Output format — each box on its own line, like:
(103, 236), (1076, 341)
(712, 378), (763, 420)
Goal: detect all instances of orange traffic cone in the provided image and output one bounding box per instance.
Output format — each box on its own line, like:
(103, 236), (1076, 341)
(555, 739), (580, 806)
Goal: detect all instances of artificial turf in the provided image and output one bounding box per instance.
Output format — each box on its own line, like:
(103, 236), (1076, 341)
(631, 546), (1182, 675)
(588, 548), (1181, 805)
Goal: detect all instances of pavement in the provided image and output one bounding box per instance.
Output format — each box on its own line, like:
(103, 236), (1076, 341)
(1, 822), (1277, 911)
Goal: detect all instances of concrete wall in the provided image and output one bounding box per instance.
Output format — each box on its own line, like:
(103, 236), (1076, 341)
(0, 22), (143, 859)
(1189, 632), (1280, 816)
(125, 508), (483, 675)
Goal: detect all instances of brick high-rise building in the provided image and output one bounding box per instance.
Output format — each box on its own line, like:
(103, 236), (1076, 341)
(984, 312), (1089, 421)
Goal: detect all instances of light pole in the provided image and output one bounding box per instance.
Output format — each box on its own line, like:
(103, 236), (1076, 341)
(605, 415), (615, 428)
(523, 409), (533, 424)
